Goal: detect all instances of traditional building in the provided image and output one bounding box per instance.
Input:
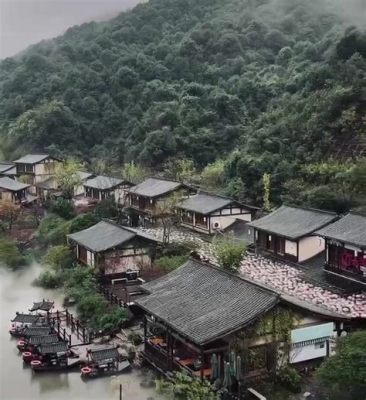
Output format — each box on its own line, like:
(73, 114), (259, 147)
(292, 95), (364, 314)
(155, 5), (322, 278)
(13, 154), (62, 194)
(177, 192), (258, 234)
(67, 220), (158, 279)
(135, 259), (346, 383)
(316, 213), (366, 283)
(0, 162), (16, 178)
(249, 206), (338, 263)
(0, 176), (31, 204)
(83, 175), (132, 203)
(127, 178), (192, 225)
(74, 171), (94, 196)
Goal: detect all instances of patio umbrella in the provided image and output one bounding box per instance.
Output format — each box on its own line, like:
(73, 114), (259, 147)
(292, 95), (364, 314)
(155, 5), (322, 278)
(210, 353), (218, 380)
(229, 351), (236, 376)
(223, 361), (232, 389)
(236, 355), (242, 381)
(217, 354), (222, 379)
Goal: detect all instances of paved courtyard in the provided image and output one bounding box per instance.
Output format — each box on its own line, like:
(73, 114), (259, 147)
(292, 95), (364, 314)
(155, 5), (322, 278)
(137, 227), (366, 319)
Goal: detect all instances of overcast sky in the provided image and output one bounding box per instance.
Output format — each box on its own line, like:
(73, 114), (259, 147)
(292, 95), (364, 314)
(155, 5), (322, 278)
(0, 0), (142, 59)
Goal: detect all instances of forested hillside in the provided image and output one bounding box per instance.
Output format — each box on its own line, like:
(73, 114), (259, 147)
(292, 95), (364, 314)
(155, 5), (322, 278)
(0, 0), (365, 209)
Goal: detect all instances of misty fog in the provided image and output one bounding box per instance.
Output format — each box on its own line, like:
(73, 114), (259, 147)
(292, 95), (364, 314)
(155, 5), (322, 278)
(0, 0), (364, 60)
(0, 0), (143, 59)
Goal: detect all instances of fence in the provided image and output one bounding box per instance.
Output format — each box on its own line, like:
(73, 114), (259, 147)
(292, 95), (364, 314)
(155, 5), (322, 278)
(47, 309), (93, 346)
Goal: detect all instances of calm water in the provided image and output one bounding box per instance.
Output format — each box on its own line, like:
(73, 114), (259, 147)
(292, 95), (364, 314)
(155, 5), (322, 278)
(0, 262), (161, 400)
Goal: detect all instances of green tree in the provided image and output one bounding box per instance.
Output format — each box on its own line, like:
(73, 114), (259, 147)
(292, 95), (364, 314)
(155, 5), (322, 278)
(0, 239), (25, 268)
(200, 159), (226, 191)
(121, 161), (149, 184)
(55, 158), (84, 199)
(43, 245), (74, 270)
(262, 173), (272, 212)
(51, 197), (75, 220)
(317, 331), (366, 400)
(213, 234), (246, 273)
(0, 200), (21, 232)
(156, 372), (218, 400)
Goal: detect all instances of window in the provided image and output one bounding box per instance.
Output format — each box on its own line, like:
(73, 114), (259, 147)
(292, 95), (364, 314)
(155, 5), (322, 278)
(315, 342), (325, 349)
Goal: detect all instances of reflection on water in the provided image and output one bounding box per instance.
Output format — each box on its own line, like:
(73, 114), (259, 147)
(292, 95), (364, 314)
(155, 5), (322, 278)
(0, 263), (161, 400)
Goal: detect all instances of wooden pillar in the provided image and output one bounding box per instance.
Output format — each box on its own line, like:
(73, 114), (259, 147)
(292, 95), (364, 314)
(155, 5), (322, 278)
(200, 347), (204, 380)
(143, 315), (147, 344)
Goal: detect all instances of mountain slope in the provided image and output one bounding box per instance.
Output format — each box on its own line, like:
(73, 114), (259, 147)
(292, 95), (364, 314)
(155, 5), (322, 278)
(0, 0), (365, 205)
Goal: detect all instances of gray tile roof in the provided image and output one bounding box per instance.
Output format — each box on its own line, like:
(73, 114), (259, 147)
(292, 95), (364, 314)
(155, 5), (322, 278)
(90, 347), (119, 362)
(12, 314), (40, 324)
(129, 178), (182, 198)
(136, 259), (278, 345)
(77, 171), (94, 181)
(178, 193), (233, 215)
(0, 162), (15, 174)
(316, 213), (366, 249)
(22, 326), (53, 337)
(0, 177), (30, 192)
(224, 220), (255, 245)
(13, 154), (52, 164)
(28, 334), (60, 345)
(38, 341), (68, 354)
(29, 300), (54, 312)
(2, 167), (16, 176)
(249, 205), (338, 240)
(67, 220), (156, 252)
(84, 175), (125, 190)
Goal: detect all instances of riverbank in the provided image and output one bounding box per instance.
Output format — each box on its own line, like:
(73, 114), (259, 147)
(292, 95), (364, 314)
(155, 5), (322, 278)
(0, 262), (162, 400)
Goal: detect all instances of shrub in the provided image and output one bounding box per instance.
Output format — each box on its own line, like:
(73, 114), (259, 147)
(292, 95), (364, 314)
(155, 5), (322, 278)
(98, 308), (128, 333)
(35, 270), (63, 288)
(0, 239), (26, 268)
(213, 234), (246, 272)
(94, 199), (118, 219)
(316, 331), (366, 400)
(76, 292), (108, 326)
(275, 365), (302, 393)
(155, 255), (187, 272)
(128, 332), (143, 345)
(68, 213), (98, 234)
(36, 214), (67, 246)
(156, 372), (218, 400)
(51, 197), (75, 220)
(43, 245), (74, 270)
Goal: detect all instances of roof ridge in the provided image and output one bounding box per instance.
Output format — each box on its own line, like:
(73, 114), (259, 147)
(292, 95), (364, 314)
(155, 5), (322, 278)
(181, 190), (260, 211)
(348, 210), (366, 218)
(149, 176), (181, 184)
(282, 203), (338, 216)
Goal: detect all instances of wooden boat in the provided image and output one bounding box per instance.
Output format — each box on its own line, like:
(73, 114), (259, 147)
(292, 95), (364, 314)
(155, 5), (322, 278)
(28, 342), (80, 372)
(9, 314), (48, 337)
(17, 334), (59, 352)
(80, 348), (131, 379)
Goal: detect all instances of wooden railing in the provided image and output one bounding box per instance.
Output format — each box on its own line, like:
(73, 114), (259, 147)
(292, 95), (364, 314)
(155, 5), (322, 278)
(144, 341), (170, 371)
(47, 309), (93, 345)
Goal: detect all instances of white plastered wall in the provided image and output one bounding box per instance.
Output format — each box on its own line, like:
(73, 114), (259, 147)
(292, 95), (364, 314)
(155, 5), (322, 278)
(298, 236), (325, 262)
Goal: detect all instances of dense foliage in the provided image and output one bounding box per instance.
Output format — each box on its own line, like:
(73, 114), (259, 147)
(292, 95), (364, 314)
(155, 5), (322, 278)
(0, 238), (26, 268)
(0, 0), (365, 208)
(156, 372), (218, 400)
(316, 331), (366, 400)
(37, 264), (128, 332)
